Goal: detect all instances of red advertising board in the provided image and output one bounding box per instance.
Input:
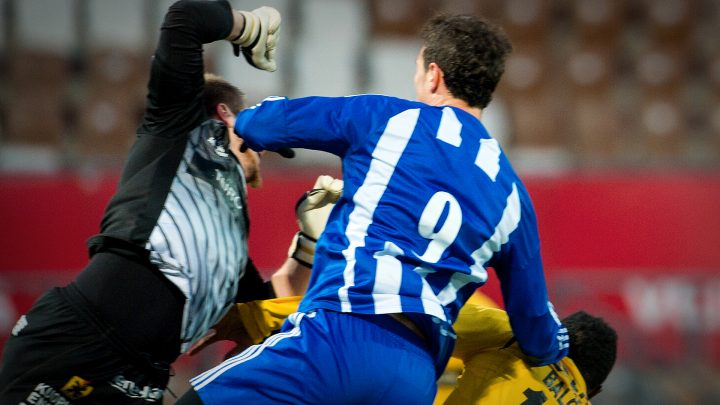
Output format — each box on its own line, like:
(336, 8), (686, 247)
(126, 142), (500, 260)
(1, 170), (719, 366)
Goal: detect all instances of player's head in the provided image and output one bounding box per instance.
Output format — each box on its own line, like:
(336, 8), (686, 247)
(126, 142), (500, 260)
(417, 14), (512, 109)
(203, 73), (245, 118)
(202, 73), (263, 188)
(563, 311), (617, 398)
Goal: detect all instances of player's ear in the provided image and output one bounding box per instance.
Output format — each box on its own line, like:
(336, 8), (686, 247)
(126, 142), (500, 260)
(216, 103), (235, 126)
(216, 103), (232, 118)
(426, 62), (442, 93)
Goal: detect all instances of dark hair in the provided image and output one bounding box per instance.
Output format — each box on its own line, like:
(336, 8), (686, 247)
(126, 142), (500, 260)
(563, 311), (617, 393)
(420, 14), (512, 109)
(202, 73), (245, 117)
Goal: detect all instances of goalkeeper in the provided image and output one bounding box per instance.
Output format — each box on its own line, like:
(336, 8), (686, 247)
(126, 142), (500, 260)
(180, 175), (618, 405)
(0, 1), (290, 404)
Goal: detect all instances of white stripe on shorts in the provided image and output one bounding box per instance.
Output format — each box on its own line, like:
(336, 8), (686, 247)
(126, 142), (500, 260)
(191, 312), (308, 391)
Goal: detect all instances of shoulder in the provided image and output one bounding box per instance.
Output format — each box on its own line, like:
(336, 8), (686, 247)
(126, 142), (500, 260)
(342, 94), (426, 112)
(453, 306), (513, 361)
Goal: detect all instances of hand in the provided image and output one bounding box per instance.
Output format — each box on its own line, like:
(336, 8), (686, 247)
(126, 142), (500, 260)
(231, 7), (281, 71)
(288, 175), (343, 267)
(297, 175), (343, 239)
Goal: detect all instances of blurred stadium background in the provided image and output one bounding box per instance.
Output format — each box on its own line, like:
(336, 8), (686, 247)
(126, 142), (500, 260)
(0, 0), (719, 403)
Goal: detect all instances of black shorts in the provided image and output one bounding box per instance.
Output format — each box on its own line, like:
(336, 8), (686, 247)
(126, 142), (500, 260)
(0, 286), (172, 404)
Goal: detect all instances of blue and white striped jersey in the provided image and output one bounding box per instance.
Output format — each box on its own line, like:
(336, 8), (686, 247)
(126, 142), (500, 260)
(235, 94), (567, 364)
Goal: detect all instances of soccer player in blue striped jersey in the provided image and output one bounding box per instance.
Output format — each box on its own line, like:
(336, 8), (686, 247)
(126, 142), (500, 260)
(184, 13), (569, 405)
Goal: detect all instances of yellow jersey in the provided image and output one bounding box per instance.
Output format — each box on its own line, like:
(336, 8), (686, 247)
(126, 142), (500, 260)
(446, 305), (589, 405)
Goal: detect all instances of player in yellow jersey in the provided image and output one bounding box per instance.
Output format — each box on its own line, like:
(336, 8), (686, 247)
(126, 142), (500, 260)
(446, 305), (616, 404)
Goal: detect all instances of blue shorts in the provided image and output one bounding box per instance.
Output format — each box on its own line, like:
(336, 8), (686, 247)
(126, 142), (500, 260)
(190, 309), (438, 404)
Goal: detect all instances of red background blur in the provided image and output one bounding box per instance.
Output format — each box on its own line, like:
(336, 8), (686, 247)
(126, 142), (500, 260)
(2, 169), (719, 366)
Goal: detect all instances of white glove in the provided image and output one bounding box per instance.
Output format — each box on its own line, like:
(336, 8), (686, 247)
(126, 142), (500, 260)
(231, 6), (281, 72)
(289, 175), (343, 267)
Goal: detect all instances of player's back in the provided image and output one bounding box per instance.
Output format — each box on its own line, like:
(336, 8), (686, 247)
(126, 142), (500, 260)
(300, 95), (536, 324)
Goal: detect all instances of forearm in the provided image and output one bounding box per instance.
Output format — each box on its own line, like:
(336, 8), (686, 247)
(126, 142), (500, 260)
(509, 309), (568, 365)
(271, 257), (311, 297)
(234, 96), (350, 155)
(149, 1), (235, 104)
(236, 258), (276, 302)
(140, 0), (237, 135)
(498, 253), (568, 364)
(504, 291), (567, 365)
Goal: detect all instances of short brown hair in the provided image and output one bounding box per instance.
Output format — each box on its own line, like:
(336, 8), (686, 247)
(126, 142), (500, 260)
(420, 14), (512, 109)
(202, 73), (245, 117)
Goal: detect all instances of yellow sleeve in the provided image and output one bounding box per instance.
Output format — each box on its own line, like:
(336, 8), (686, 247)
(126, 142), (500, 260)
(452, 305), (513, 362)
(235, 296), (302, 344)
(465, 290), (499, 308)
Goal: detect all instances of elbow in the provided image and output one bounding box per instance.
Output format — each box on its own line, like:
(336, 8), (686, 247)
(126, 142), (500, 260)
(167, 0), (195, 19)
(164, 1), (207, 33)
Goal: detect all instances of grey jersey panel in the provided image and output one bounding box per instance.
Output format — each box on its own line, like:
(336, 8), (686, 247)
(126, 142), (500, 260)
(146, 120), (248, 351)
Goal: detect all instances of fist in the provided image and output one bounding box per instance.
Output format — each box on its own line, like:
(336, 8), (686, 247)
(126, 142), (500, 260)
(289, 175), (343, 267)
(233, 7), (281, 71)
(296, 175), (343, 239)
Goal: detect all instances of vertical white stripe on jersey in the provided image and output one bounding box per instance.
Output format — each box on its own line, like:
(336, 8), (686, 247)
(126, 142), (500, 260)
(371, 242), (404, 312)
(475, 138), (501, 182)
(410, 265), (448, 321)
(436, 107), (462, 147)
(436, 183), (521, 305)
(419, 274), (449, 321)
(339, 108), (420, 312)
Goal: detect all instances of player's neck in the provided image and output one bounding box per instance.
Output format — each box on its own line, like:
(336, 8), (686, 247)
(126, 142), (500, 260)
(430, 95), (482, 121)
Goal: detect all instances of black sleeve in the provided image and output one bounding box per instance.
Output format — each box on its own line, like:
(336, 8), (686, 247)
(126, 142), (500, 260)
(235, 258), (276, 302)
(139, 0), (234, 139)
(94, 1), (235, 248)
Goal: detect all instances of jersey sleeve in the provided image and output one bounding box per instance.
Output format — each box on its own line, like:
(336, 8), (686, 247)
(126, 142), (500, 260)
(139, 0), (234, 139)
(234, 96), (354, 156)
(235, 258), (276, 302)
(234, 94), (415, 157)
(235, 296), (302, 344)
(491, 188), (569, 366)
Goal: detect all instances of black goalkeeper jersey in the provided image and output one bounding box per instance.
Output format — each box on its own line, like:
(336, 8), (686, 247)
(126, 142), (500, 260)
(87, 0), (258, 351)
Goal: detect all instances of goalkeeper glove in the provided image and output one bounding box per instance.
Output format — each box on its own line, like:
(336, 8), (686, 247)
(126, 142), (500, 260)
(288, 175), (343, 267)
(230, 6), (281, 71)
